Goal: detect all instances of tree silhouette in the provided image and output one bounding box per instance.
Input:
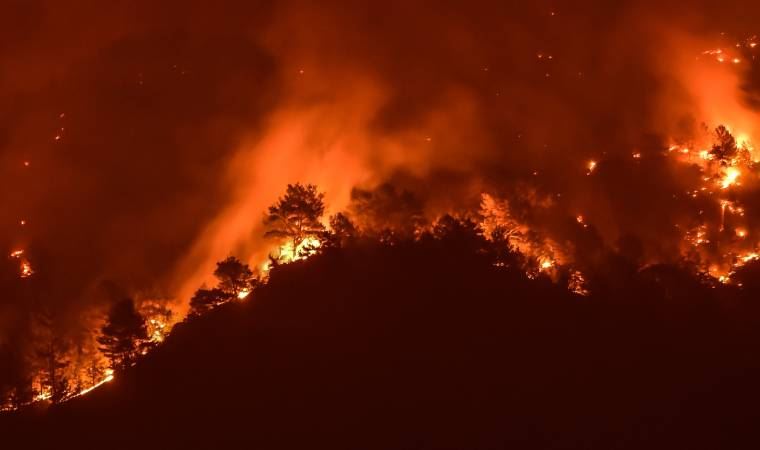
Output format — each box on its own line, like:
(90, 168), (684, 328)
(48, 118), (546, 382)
(0, 347), (35, 409)
(322, 212), (358, 249)
(189, 287), (229, 316)
(97, 299), (148, 371)
(34, 309), (72, 403)
(214, 257), (255, 297)
(710, 125), (738, 163)
(264, 183), (326, 252)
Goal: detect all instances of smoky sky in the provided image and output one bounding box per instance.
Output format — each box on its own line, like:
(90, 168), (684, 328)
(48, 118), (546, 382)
(2, 0), (760, 340)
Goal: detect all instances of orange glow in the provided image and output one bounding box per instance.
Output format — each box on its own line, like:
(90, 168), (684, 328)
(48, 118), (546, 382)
(75, 369), (115, 398)
(20, 261), (34, 278)
(720, 167), (740, 189)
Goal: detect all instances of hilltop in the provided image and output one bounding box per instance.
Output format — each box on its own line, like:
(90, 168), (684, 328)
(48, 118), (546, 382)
(3, 237), (760, 449)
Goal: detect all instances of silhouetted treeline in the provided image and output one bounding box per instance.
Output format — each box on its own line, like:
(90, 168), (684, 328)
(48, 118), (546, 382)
(3, 215), (760, 449)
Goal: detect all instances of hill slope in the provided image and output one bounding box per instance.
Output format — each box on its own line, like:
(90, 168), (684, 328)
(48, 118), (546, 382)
(3, 241), (760, 449)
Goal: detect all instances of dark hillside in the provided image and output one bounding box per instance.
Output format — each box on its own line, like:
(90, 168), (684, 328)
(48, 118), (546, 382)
(3, 240), (760, 449)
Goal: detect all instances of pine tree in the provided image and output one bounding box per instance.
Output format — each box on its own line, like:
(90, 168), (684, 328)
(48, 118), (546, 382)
(34, 309), (72, 403)
(189, 287), (229, 316)
(214, 257), (256, 297)
(97, 299), (148, 371)
(322, 213), (357, 249)
(711, 125), (738, 163)
(264, 183), (326, 252)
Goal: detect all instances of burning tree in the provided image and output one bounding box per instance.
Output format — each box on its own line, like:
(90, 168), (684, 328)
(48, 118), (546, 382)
(479, 193), (525, 248)
(139, 301), (174, 343)
(97, 299), (149, 371)
(264, 183), (326, 258)
(190, 257), (256, 316)
(214, 256), (256, 298)
(710, 125), (738, 164)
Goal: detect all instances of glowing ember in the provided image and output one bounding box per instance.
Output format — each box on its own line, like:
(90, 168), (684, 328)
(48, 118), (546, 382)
(237, 288), (251, 300)
(586, 160), (597, 175)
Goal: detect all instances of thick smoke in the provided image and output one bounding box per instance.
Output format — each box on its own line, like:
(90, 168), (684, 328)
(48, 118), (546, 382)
(3, 0), (760, 341)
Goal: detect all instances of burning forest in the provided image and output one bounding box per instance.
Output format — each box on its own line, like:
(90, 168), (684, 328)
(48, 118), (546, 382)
(4, 1), (760, 448)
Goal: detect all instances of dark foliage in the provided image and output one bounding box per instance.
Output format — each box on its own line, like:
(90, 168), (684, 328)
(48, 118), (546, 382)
(213, 256), (256, 297)
(189, 287), (229, 316)
(97, 299), (148, 371)
(710, 125), (738, 163)
(33, 309), (72, 404)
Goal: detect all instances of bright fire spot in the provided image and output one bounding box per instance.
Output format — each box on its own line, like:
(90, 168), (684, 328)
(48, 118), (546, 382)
(9, 249), (34, 278)
(20, 261), (34, 278)
(237, 288), (251, 300)
(568, 270), (589, 296)
(277, 237), (321, 263)
(76, 369), (115, 397)
(540, 259), (554, 270)
(586, 160), (597, 175)
(148, 318), (168, 343)
(33, 389), (52, 402)
(740, 253), (760, 264)
(736, 228), (747, 238)
(632, 152), (641, 159)
(720, 167), (740, 189)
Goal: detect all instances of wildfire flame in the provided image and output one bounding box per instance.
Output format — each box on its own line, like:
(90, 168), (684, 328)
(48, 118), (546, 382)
(75, 369), (115, 398)
(720, 167), (740, 189)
